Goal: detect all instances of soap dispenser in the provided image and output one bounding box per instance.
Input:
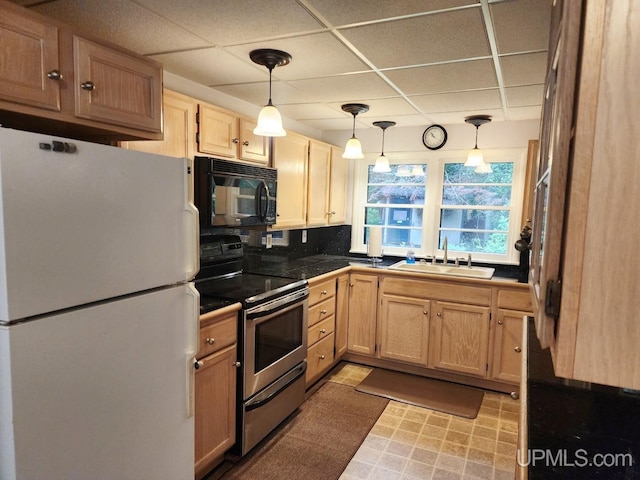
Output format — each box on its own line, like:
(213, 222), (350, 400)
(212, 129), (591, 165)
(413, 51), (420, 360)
(406, 250), (416, 264)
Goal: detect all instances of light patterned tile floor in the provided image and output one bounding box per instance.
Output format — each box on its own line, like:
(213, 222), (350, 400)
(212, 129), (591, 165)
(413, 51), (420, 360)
(329, 364), (519, 480)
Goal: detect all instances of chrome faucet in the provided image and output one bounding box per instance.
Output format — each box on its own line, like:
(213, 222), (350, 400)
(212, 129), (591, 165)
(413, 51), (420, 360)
(442, 236), (448, 265)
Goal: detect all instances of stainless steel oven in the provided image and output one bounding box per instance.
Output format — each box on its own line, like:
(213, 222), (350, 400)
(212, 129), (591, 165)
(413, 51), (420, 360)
(195, 234), (308, 457)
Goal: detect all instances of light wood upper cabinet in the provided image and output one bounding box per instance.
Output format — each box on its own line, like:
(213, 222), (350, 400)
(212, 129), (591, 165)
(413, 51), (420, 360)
(346, 273), (378, 356)
(197, 103), (269, 165)
(531, 0), (640, 389)
(0, 6), (60, 111)
(429, 301), (491, 377)
(121, 89), (195, 159)
(306, 140), (332, 226)
(0, 1), (163, 140)
(272, 132), (309, 229)
(73, 37), (161, 132)
(328, 146), (348, 224)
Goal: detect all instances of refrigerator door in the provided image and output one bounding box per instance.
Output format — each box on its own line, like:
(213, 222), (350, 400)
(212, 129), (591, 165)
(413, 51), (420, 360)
(0, 128), (199, 323)
(0, 283), (199, 480)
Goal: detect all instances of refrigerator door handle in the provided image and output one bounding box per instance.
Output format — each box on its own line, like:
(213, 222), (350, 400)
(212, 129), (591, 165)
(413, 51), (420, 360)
(185, 282), (200, 419)
(184, 158), (200, 281)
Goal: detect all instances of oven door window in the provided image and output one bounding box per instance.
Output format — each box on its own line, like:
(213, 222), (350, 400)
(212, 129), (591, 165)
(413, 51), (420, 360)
(254, 303), (303, 373)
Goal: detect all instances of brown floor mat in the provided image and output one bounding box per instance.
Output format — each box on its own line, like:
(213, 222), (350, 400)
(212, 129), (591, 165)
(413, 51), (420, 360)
(355, 368), (484, 419)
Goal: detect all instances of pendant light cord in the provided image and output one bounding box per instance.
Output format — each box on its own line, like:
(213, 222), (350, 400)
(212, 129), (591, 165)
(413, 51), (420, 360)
(474, 126), (479, 149)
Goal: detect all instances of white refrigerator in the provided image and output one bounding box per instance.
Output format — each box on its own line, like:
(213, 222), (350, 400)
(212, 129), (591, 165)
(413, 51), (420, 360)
(0, 128), (200, 480)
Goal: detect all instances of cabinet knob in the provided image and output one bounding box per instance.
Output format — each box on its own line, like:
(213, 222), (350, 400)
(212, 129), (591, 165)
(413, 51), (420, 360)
(437, 312), (442, 317)
(423, 311), (428, 315)
(242, 141), (249, 146)
(194, 360), (203, 370)
(232, 138), (240, 144)
(80, 81), (95, 91)
(233, 361), (241, 368)
(510, 392), (519, 400)
(514, 346), (522, 353)
(47, 69), (62, 80)
(318, 354), (325, 360)
(206, 338), (215, 345)
(321, 290), (327, 295)
(349, 284), (354, 287)
(320, 309), (327, 314)
(498, 320), (503, 325)
(320, 329), (327, 334)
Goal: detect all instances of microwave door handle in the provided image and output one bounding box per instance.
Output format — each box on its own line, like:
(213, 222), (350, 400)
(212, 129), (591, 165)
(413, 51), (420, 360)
(255, 180), (269, 222)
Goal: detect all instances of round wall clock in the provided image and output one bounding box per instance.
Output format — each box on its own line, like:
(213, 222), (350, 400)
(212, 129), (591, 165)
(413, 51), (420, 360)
(422, 124), (448, 150)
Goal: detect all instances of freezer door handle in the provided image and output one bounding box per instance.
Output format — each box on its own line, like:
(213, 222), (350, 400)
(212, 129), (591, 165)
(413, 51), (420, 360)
(184, 158), (200, 281)
(185, 282), (199, 419)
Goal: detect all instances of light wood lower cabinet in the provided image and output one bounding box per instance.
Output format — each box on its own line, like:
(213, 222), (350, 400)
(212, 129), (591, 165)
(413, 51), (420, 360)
(429, 301), (491, 377)
(378, 293), (429, 366)
(491, 310), (526, 384)
(346, 273), (378, 356)
(335, 274), (349, 358)
(194, 308), (239, 480)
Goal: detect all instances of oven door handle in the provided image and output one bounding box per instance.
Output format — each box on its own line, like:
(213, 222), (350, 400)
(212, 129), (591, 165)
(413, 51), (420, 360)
(245, 290), (308, 321)
(245, 362), (306, 411)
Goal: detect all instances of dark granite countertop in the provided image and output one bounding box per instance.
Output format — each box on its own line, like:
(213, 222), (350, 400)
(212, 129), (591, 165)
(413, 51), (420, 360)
(527, 318), (640, 479)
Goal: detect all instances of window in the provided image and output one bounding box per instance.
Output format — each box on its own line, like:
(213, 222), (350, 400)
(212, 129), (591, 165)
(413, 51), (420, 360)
(351, 150), (526, 264)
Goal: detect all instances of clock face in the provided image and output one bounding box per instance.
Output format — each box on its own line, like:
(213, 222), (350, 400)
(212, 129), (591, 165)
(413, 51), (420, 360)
(422, 125), (447, 150)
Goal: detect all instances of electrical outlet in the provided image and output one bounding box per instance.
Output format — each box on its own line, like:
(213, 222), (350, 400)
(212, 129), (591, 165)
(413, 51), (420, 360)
(266, 233), (273, 249)
(302, 230), (307, 243)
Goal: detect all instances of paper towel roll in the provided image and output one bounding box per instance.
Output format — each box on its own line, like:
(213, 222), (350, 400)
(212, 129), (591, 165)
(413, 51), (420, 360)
(368, 226), (383, 257)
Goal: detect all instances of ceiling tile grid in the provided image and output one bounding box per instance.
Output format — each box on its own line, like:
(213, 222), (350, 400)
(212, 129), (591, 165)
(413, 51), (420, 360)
(14, 0), (553, 132)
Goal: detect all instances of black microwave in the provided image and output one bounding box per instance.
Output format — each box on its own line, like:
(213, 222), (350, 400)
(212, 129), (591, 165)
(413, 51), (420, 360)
(194, 157), (277, 229)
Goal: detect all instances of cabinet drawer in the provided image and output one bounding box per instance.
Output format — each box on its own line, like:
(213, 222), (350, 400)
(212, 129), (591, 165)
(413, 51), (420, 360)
(197, 314), (237, 359)
(308, 316), (335, 347)
(306, 332), (335, 385)
(308, 278), (336, 306)
(308, 297), (336, 327)
(497, 289), (533, 312)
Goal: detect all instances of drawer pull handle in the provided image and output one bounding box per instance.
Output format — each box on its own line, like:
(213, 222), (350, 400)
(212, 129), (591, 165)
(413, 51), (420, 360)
(320, 329), (326, 334)
(318, 354), (325, 360)
(206, 338), (215, 345)
(320, 309), (327, 314)
(321, 290), (327, 295)
(514, 346), (522, 353)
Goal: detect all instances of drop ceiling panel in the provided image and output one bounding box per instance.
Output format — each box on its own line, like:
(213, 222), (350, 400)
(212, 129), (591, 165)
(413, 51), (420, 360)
(225, 32), (370, 80)
(304, 0), (477, 25)
(135, 0), (324, 47)
(286, 73), (399, 103)
(411, 89), (503, 113)
(500, 52), (549, 86)
(384, 59), (498, 95)
(505, 85), (545, 107)
(339, 8), (491, 69)
(490, 0), (553, 54)
(28, 0), (209, 54)
(329, 98), (420, 118)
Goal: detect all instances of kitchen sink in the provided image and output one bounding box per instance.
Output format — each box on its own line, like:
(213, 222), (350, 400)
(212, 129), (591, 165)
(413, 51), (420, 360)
(387, 260), (495, 279)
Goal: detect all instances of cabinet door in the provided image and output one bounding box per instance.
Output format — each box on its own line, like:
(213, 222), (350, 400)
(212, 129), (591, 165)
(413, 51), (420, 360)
(197, 103), (238, 158)
(0, 7), (60, 111)
(379, 294), (429, 366)
(121, 90), (195, 158)
(239, 117), (269, 164)
(429, 301), (490, 377)
(306, 140), (331, 226)
(347, 273), (378, 356)
(194, 344), (237, 480)
(272, 132), (308, 229)
(492, 310), (525, 384)
(335, 274), (349, 358)
(73, 36), (162, 132)
(329, 146), (348, 224)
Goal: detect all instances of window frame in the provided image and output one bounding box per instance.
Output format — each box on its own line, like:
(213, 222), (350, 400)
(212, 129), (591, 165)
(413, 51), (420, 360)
(351, 148), (527, 264)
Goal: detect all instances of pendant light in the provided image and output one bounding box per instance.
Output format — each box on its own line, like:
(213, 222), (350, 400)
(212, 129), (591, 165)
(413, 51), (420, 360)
(474, 161), (493, 174)
(250, 49), (291, 137)
(341, 103), (369, 159)
(372, 121), (395, 173)
(464, 115), (492, 167)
